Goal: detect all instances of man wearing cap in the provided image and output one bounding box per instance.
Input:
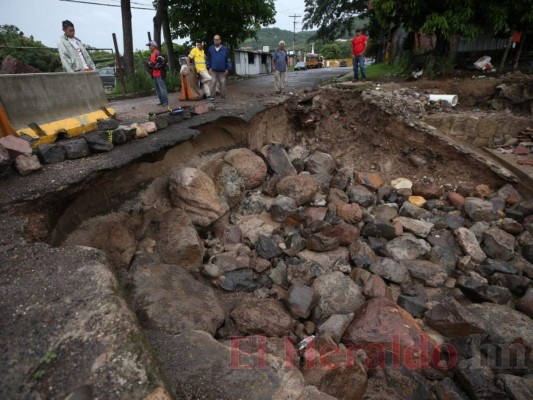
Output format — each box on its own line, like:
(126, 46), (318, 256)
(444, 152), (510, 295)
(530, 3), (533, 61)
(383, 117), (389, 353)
(272, 40), (288, 93)
(188, 41), (212, 98)
(146, 40), (168, 106)
(206, 34), (231, 102)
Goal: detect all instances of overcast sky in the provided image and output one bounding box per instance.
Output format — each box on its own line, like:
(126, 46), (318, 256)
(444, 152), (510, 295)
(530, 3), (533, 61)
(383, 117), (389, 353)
(0, 0), (307, 51)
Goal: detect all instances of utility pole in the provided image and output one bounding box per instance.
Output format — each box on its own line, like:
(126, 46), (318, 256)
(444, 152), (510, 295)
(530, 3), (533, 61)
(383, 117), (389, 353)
(289, 14), (301, 56)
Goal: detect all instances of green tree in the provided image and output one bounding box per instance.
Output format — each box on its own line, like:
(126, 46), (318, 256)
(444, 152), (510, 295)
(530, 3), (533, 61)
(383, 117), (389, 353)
(320, 43), (340, 58)
(167, 0), (276, 50)
(0, 25), (60, 71)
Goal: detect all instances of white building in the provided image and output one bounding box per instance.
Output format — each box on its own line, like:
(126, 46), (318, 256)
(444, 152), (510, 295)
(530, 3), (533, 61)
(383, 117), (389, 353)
(234, 49), (273, 75)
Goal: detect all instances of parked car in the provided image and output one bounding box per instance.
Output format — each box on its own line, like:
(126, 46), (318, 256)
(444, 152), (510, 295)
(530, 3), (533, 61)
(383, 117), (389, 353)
(294, 61), (307, 71)
(339, 60), (347, 67)
(98, 67), (116, 88)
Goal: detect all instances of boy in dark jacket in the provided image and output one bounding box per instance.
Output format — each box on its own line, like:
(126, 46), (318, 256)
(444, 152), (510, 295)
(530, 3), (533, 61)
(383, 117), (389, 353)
(146, 40), (168, 106)
(206, 34), (232, 102)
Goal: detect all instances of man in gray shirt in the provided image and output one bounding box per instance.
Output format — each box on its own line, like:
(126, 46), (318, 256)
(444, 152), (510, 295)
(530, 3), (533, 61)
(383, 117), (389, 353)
(272, 41), (288, 94)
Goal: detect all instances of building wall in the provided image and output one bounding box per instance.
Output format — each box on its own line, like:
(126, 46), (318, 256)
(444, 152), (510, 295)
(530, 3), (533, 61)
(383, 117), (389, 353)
(235, 51), (272, 75)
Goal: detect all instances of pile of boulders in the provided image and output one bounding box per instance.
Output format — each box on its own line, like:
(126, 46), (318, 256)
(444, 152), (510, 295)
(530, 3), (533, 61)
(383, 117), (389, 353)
(85, 141), (533, 399)
(0, 135), (41, 176)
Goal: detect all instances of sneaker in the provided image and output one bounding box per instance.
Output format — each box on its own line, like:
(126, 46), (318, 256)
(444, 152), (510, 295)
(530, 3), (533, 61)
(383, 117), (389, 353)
(352, 79), (359, 83)
(160, 103), (168, 107)
(206, 97), (215, 101)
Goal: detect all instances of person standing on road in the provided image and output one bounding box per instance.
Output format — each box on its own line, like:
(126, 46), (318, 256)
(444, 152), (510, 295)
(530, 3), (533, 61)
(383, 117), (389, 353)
(188, 41), (212, 98)
(146, 40), (169, 107)
(206, 34), (231, 102)
(57, 20), (96, 73)
(351, 29), (368, 82)
(272, 40), (288, 94)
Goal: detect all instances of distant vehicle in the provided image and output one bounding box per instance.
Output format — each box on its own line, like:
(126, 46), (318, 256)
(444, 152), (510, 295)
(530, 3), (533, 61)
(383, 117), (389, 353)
(98, 66), (115, 88)
(339, 60), (347, 67)
(294, 61), (307, 71)
(304, 54), (324, 69)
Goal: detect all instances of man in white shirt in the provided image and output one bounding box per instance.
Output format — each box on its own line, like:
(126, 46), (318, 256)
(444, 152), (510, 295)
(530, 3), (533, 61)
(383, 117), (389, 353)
(57, 20), (96, 72)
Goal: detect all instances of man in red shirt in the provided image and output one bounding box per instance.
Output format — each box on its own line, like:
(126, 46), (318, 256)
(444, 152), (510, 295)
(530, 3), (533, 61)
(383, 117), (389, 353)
(146, 40), (168, 106)
(351, 29), (368, 82)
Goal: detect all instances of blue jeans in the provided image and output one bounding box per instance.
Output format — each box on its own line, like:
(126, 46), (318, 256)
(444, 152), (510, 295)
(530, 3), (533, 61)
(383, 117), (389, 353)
(154, 76), (168, 105)
(353, 55), (366, 80)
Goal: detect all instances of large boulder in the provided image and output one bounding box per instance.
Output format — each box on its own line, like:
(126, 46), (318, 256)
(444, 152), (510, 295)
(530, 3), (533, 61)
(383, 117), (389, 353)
(482, 227), (516, 261)
(169, 167), (229, 227)
(385, 233), (431, 261)
(266, 144), (298, 177)
(424, 297), (486, 338)
(143, 209), (204, 271)
(224, 148), (268, 189)
(401, 259), (448, 287)
(130, 253), (225, 335)
(208, 160), (246, 208)
(305, 151), (336, 175)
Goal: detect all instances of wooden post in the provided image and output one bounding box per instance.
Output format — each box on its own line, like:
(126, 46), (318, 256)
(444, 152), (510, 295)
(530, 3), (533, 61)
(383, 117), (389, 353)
(112, 33), (127, 95)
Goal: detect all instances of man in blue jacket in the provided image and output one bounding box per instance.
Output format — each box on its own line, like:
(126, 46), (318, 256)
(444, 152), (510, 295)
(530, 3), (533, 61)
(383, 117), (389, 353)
(206, 34), (232, 102)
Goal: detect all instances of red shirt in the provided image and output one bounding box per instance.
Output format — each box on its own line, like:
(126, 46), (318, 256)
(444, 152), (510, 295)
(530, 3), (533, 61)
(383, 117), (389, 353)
(150, 49), (162, 78)
(352, 34), (367, 56)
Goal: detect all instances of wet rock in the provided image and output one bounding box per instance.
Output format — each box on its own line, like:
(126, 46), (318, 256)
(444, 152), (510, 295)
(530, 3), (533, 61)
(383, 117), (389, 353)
(489, 273), (531, 295)
(448, 191), (466, 207)
(393, 216), (434, 238)
(306, 233), (339, 252)
(286, 259), (314, 286)
(397, 293), (427, 318)
(130, 253), (224, 335)
(408, 153), (427, 167)
(256, 235), (283, 260)
(147, 114), (168, 129)
(168, 167), (229, 227)
(349, 241), (377, 268)
(201, 263), (222, 279)
(455, 358), (509, 400)
(37, 143), (66, 164)
(82, 131), (113, 152)
(455, 227), (487, 264)
(321, 222), (359, 246)
(363, 274), (388, 298)
(285, 284), (320, 319)
(270, 195), (298, 222)
(297, 386), (337, 400)
(516, 287), (533, 319)
(213, 251), (250, 273)
(97, 118), (119, 130)
(144, 209), (204, 271)
(408, 195), (426, 207)
(231, 298), (294, 337)
(14, 154), (41, 175)
(412, 182), (443, 199)
(401, 259), (448, 287)
(140, 121), (157, 133)
(482, 227), (516, 261)
(391, 177), (413, 190)
(299, 248), (350, 270)
(61, 138), (90, 159)
(424, 297), (486, 338)
(250, 255), (271, 273)
(284, 233), (306, 257)
(266, 144), (297, 177)
(305, 151), (336, 175)
(329, 167), (352, 190)
(269, 261), (288, 288)
(343, 298), (426, 353)
(385, 233), (431, 261)
(131, 122), (148, 138)
(356, 172), (384, 191)
(302, 341), (367, 400)
(277, 174), (318, 206)
(347, 185), (376, 207)
(495, 374), (533, 400)
(456, 275), (511, 304)
(443, 213), (466, 230)
(312, 271), (365, 322)
(224, 148), (267, 189)
(0, 135), (32, 159)
(306, 206), (328, 223)
(316, 313), (354, 343)
(464, 197), (498, 222)
(361, 220), (396, 240)
(501, 217), (524, 235)
(111, 125), (136, 144)
(468, 302), (533, 345)
(0, 144), (9, 168)
(336, 202), (363, 224)
(369, 257), (410, 284)
(470, 221), (490, 242)
(220, 269), (257, 291)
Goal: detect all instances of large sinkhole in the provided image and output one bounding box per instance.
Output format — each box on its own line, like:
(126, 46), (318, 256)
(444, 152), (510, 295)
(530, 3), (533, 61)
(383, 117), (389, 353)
(4, 85), (533, 400)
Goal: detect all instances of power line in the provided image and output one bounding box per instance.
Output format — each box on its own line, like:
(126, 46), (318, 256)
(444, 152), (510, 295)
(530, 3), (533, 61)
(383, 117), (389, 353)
(289, 14), (301, 53)
(58, 0), (153, 10)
